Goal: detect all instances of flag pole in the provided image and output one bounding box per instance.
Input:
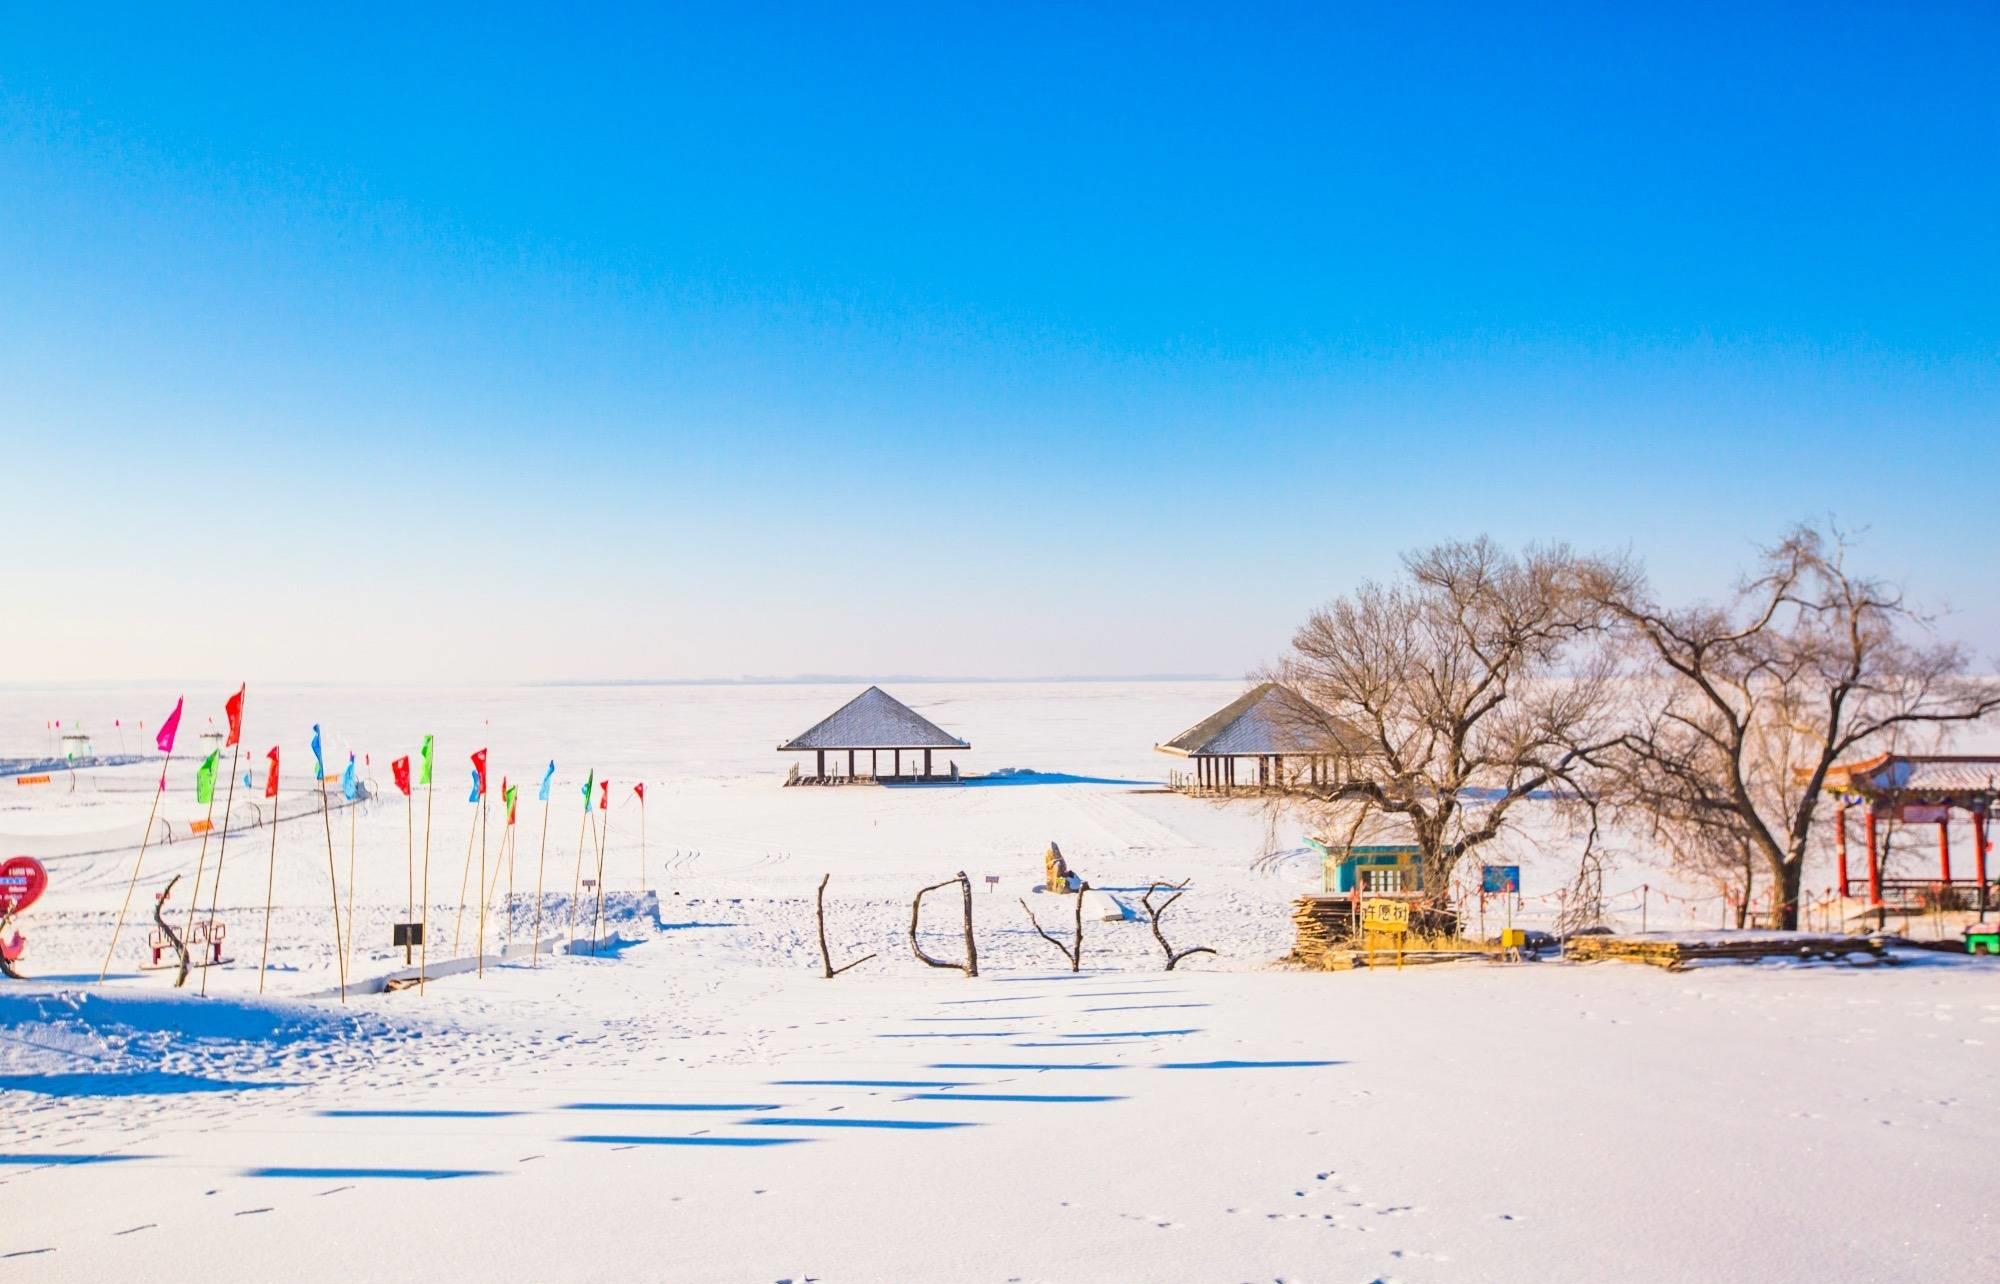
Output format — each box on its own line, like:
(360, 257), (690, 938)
(420, 765), (434, 993)
(638, 787), (646, 895)
(259, 776), (280, 994)
(344, 786), (358, 986)
(568, 799), (592, 947)
(591, 791), (612, 955)
(454, 799), (478, 955)
(532, 789), (551, 966)
(179, 765), (224, 986)
(404, 781), (414, 966)
(319, 768), (347, 1003)
(477, 787), (488, 978)
(99, 768), (166, 980)
(505, 803), (518, 954)
(198, 738), (242, 997)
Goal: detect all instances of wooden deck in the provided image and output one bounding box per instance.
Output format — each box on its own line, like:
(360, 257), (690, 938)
(1564, 932), (1886, 970)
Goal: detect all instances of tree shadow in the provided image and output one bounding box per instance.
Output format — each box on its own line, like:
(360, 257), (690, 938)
(0, 1072), (297, 1097)
(565, 1134), (808, 1147)
(243, 1165), (496, 1180)
(561, 1102), (781, 1112)
(1155, 1060), (1344, 1070)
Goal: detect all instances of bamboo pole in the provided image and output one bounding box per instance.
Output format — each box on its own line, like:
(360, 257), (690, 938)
(404, 778), (414, 965)
(531, 791), (551, 966)
(420, 769), (433, 993)
(343, 788), (358, 984)
(258, 783), (280, 994)
(454, 798), (478, 955)
(100, 764), (169, 983)
(319, 771), (347, 1003)
(590, 793), (612, 954)
(568, 802), (591, 946)
(505, 802), (519, 953)
(638, 789), (646, 895)
(198, 740), (242, 997)
(477, 788), (489, 978)
(179, 780), (222, 984)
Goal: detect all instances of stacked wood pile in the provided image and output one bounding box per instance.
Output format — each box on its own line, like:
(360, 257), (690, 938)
(1564, 932), (1885, 970)
(1290, 896), (1466, 969)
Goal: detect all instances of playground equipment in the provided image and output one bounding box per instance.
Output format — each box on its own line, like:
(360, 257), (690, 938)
(1966, 924), (1999, 955)
(140, 875), (231, 976)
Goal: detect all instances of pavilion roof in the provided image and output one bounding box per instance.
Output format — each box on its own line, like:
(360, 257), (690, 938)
(1155, 682), (1366, 758)
(778, 686), (970, 752)
(1821, 753), (2000, 799)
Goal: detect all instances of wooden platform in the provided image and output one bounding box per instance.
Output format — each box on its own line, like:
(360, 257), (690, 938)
(1290, 896), (1465, 969)
(1563, 932), (1886, 970)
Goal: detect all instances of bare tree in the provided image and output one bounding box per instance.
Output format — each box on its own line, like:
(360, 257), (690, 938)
(815, 874), (876, 978)
(909, 871), (978, 977)
(1276, 538), (1622, 899)
(1020, 881), (1088, 972)
(1141, 880), (1215, 970)
(1590, 525), (2000, 929)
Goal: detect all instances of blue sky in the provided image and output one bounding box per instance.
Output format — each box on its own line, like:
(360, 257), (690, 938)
(3, 4), (1995, 681)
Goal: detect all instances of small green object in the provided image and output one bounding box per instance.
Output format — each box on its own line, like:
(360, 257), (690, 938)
(1965, 928), (2000, 956)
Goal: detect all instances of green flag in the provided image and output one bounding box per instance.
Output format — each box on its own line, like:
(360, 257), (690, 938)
(419, 734), (434, 786)
(195, 749), (219, 805)
(581, 768), (594, 807)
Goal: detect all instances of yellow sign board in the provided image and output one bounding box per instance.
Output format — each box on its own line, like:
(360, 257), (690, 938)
(1361, 898), (1410, 932)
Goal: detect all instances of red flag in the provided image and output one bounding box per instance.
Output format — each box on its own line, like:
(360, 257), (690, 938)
(599, 780), (609, 811)
(156, 697), (184, 754)
(391, 756), (411, 797)
(225, 684), (245, 747)
(633, 782), (645, 802)
(471, 748), (488, 796)
(264, 746), (280, 799)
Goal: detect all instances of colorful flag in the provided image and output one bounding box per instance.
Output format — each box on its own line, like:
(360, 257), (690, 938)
(264, 746), (280, 799)
(341, 753), (359, 802)
(538, 760), (555, 802)
(392, 756), (411, 797)
(225, 684), (245, 747)
(581, 768), (594, 807)
(419, 735), (434, 786)
(633, 782), (645, 802)
(196, 749), (219, 805)
(471, 748), (488, 799)
(311, 724), (325, 781)
(504, 785), (519, 826)
(599, 780), (609, 811)
(156, 697), (184, 754)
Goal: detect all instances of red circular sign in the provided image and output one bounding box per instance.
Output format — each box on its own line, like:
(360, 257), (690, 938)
(0, 856), (48, 916)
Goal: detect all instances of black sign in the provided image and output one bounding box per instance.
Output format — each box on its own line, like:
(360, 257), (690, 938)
(393, 922), (425, 946)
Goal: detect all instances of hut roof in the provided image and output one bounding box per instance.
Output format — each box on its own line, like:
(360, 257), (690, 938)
(1156, 682), (1364, 757)
(778, 686), (970, 752)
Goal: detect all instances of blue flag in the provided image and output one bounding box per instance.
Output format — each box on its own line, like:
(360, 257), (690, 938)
(539, 760), (555, 802)
(340, 753), (358, 802)
(311, 724), (324, 781)
(469, 767), (482, 803)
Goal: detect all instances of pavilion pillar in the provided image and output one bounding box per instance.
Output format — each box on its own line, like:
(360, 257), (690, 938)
(924, 748), (932, 778)
(848, 749), (856, 777)
(817, 749), (825, 778)
(1834, 803), (1849, 898)
(872, 749), (879, 779)
(1938, 817), (1952, 884)
(894, 749), (901, 778)
(1865, 807), (1882, 907)
(1974, 809), (1990, 911)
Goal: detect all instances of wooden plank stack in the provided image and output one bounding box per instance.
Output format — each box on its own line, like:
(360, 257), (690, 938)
(1564, 933), (1884, 970)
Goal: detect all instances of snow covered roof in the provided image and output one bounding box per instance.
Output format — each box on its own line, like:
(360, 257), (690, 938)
(1155, 682), (1365, 758)
(778, 686), (970, 751)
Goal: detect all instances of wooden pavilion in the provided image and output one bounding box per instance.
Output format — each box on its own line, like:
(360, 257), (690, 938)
(1820, 754), (1996, 913)
(1156, 682), (1364, 795)
(778, 686), (970, 785)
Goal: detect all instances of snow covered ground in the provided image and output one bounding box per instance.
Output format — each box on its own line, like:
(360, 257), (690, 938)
(3, 681), (1996, 1282)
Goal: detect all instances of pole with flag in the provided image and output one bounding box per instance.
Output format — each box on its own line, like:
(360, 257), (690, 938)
(419, 734), (434, 993)
(174, 742), (222, 989)
(341, 751), (360, 985)
(591, 779), (612, 954)
(501, 781), (519, 952)
(101, 696), (182, 982)
(392, 753), (413, 964)
(312, 725), (347, 1002)
(198, 684), (246, 997)
(568, 769), (594, 946)
(454, 753), (485, 956)
(258, 745), (281, 993)
(532, 761), (554, 966)
(476, 750), (490, 979)
(634, 782), (647, 895)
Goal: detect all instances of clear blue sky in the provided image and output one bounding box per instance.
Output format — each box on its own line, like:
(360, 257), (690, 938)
(3, 4), (1995, 682)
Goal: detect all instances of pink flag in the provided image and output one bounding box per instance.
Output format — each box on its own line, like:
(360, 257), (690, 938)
(156, 698), (184, 754)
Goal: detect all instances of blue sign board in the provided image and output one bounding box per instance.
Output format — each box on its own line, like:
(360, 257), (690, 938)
(1480, 864), (1520, 895)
